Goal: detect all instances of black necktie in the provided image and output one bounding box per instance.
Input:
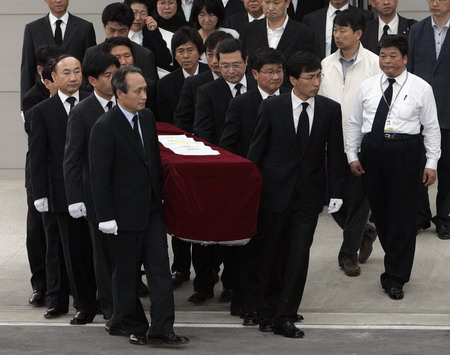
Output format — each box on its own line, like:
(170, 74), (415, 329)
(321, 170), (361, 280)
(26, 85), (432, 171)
(297, 102), (310, 155)
(234, 83), (243, 96)
(55, 19), (63, 45)
(371, 78), (396, 147)
(66, 96), (76, 111)
(106, 101), (113, 111)
(331, 10), (342, 54)
(132, 115), (145, 155)
(382, 24), (390, 38)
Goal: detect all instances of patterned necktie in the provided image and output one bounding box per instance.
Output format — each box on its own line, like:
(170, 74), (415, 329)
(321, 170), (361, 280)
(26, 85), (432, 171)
(66, 96), (76, 111)
(234, 83), (243, 96)
(297, 102), (310, 156)
(55, 19), (63, 45)
(371, 78), (396, 147)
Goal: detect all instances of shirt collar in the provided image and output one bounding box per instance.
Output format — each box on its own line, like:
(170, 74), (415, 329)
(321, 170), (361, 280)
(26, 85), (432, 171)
(182, 64), (199, 78)
(291, 90), (315, 111)
(49, 11), (69, 25)
(249, 13), (265, 22)
(58, 90), (79, 105)
(338, 47), (359, 62)
(431, 16), (450, 30)
(118, 103), (137, 124)
(181, 0), (193, 4)
(266, 15), (288, 31)
(258, 86), (280, 100)
(382, 68), (408, 86)
(328, 3), (349, 16)
(226, 76), (248, 94)
(129, 29), (143, 39)
(379, 13), (399, 29)
(94, 91), (116, 110)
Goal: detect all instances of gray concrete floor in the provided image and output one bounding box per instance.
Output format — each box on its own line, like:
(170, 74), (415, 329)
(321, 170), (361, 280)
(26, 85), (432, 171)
(1, 180), (450, 354)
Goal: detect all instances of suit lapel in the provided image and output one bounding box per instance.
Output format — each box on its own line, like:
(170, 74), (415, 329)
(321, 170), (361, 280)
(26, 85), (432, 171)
(423, 18), (438, 66)
(257, 20), (269, 47)
(89, 95), (106, 124)
(369, 19), (379, 49)
(317, 10), (327, 57)
(436, 23), (450, 66)
(41, 15), (56, 44)
(309, 96), (325, 145)
(62, 13), (77, 48)
(280, 94), (299, 155)
(276, 19), (294, 52)
(52, 95), (69, 132)
(398, 16), (408, 35)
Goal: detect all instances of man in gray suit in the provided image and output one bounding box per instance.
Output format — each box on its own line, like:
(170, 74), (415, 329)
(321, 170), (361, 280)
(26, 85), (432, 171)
(408, 0), (450, 240)
(21, 0), (96, 103)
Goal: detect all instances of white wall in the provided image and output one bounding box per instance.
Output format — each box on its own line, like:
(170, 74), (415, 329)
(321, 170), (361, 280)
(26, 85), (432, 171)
(0, 0), (433, 179)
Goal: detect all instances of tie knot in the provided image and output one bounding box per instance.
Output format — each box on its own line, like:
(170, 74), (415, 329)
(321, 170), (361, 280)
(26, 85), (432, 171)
(235, 83), (243, 91)
(56, 19), (62, 26)
(106, 101), (113, 111)
(388, 78), (396, 86)
(335, 9), (341, 16)
(66, 96), (76, 108)
(132, 115), (138, 124)
(301, 102), (308, 111)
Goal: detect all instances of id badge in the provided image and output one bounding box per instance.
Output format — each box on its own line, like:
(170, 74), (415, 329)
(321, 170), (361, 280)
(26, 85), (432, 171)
(384, 113), (394, 131)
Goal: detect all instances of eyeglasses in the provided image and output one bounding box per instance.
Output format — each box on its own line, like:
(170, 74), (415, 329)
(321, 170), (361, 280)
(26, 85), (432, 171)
(298, 73), (324, 81)
(428, 0), (449, 3)
(157, 0), (177, 6)
(259, 69), (284, 77)
(133, 10), (148, 18)
(219, 62), (245, 70)
(176, 48), (197, 55)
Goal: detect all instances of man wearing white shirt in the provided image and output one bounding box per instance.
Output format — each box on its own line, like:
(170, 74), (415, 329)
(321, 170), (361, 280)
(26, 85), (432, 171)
(346, 35), (441, 300)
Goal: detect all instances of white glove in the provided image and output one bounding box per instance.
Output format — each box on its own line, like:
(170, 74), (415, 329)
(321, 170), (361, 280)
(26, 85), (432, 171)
(99, 220), (118, 235)
(34, 197), (49, 213)
(328, 198), (343, 214)
(68, 202), (87, 219)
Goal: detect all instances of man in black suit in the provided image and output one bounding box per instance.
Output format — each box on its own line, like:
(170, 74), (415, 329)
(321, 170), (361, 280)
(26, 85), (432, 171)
(287, 0), (327, 23)
(220, 47), (287, 326)
(173, 31), (233, 133)
(223, 0), (247, 20)
(29, 55), (94, 322)
(362, 0), (417, 54)
(408, 0), (450, 240)
(225, 0), (264, 34)
(303, 0), (373, 59)
(247, 51), (347, 338)
(240, 0), (317, 62)
(22, 45), (65, 308)
(83, 2), (158, 82)
(20, 0), (96, 102)
(89, 66), (189, 346)
(63, 53), (120, 324)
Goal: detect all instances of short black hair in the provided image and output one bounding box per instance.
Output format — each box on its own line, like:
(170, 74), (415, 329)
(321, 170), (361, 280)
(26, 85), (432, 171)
(216, 38), (247, 62)
(111, 66), (143, 97)
(83, 53), (120, 79)
(171, 26), (204, 56)
(192, 0), (225, 30)
(334, 9), (365, 34)
(102, 36), (135, 57)
(285, 51), (321, 79)
(378, 34), (408, 57)
(42, 64), (54, 82)
(102, 2), (134, 28)
(250, 47), (285, 72)
(124, 0), (150, 9)
(204, 31), (233, 52)
(51, 54), (79, 73)
(35, 45), (66, 67)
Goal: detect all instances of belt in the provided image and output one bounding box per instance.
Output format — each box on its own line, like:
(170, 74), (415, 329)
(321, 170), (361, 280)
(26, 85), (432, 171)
(364, 133), (420, 141)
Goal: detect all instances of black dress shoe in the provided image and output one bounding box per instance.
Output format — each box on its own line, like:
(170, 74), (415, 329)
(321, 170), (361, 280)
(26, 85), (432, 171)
(70, 310), (96, 325)
(296, 313), (304, 322)
(172, 271), (186, 286)
(147, 333), (189, 346)
(187, 291), (213, 304)
(44, 308), (61, 319)
(29, 290), (45, 306)
(384, 287), (404, 300)
(129, 333), (147, 345)
(108, 325), (129, 336)
(258, 319), (273, 332)
(359, 228), (377, 263)
(273, 320), (305, 338)
(104, 319), (111, 332)
(436, 225), (450, 240)
(416, 222), (431, 235)
(219, 289), (233, 303)
(243, 312), (259, 326)
(138, 280), (149, 297)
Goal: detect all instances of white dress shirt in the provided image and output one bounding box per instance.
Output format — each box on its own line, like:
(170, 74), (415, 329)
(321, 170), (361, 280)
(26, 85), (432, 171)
(346, 70), (441, 170)
(118, 104), (144, 143)
(94, 92), (116, 112)
(326, 3), (349, 56)
(128, 30), (143, 46)
(226, 76), (248, 97)
(49, 12), (69, 39)
(258, 86), (280, 100)
(58, 90), (79, 115)
(291, 91), (314, 134)
(181, 0), (193, 22)
(182, 64), (200, 79)
(378, 14), (399, 40)
(249, 13), (265, 22)
(267, 15), (289, 49)
(431, 16), (450, 59)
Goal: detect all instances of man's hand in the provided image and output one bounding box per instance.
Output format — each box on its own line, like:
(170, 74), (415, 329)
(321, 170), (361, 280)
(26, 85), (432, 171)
(349, 160), (365, 177)
(423, 168), (437, 187)
(145, 16), (158, 31)
(99, 220), (118, 235)
(328, 198), (343, 214)
(34, 197), (49, 213)
(68, 202), (87, 219)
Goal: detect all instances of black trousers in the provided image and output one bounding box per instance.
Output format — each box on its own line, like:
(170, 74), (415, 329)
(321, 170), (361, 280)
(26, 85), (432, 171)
(433, 129), (450, 228)
(257, 204), (318, 326)
(171, 237), (191, 277)
(26, 187), (47, 293)
(331, 170), (374, 263)
(88, 221), (113, 319)
(108, 208), (174, 335)
(361, 135), (421, 289)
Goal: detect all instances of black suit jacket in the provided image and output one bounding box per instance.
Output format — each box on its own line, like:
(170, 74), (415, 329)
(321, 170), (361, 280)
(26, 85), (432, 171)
(84, 41), (158, 82)
(157, 63), (209, 123)
(63, 93), (107, 223)
(20, 13), (96, 102)
(30, 91), (90, 213)
(89, 107), (163, 231)
(247, 93), (347, 214)
(22, 80), (50, 115)
(287, 0), (327, 22)
(220, 87), (290, 157)
(173, 70), (215, 133)
(224, 0), (246, 20)
(194, 75), (257, 145)
(362, 15), (417, 54)
(303, 5), (373, 59)
(142, 27), (173, 71)
(225, 12), (250, 35)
